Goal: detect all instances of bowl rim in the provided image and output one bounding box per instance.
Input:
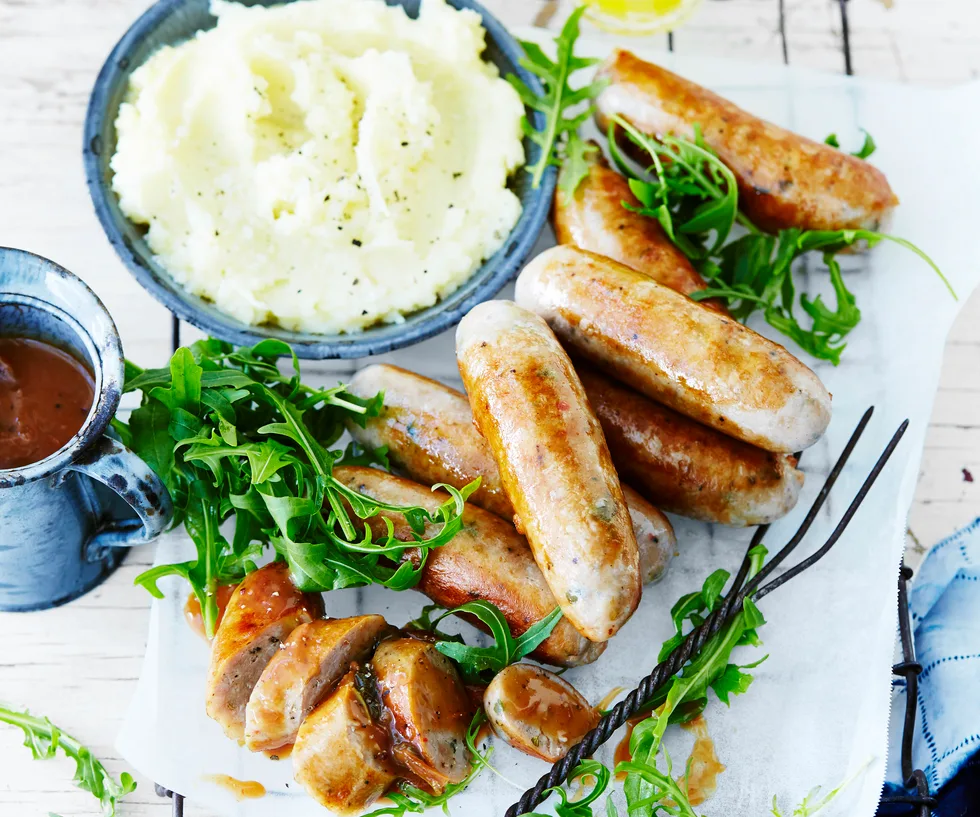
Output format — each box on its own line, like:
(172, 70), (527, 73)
(82, 0), (556, 360)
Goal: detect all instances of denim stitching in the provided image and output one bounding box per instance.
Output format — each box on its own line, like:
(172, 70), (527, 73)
(935, 733), (980, 765)
(919, 653), (980, 682)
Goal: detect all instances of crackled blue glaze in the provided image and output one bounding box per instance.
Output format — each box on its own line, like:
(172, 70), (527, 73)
(0, 248), (173, 611)
(82, 0), (555, 360)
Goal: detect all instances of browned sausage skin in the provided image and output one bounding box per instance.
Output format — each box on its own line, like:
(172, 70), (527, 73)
(594, 49), (898, 234)
(205, 562), (323, 740)
(456, 301), (641, 643)
(345, 364), (675, 582)
(578, 365), (804, 526)
(516, 246), (832, 454)
(345, 364), (513, 519)
(333, 466), (606, 668)
(554, 144), (725, 313)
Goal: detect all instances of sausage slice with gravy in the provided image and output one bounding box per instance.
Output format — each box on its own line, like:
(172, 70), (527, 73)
(205, 562), (323, 740)
(244, 615), (389, 752)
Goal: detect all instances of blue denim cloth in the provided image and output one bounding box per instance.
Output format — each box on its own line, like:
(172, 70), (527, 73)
(883, 517), (980, 808)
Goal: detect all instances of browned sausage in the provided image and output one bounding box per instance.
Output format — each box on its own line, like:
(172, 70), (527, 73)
(554, 144), (725, 313)
(345, 364), (675, 583)
(594, 49), (898, 234)
(244, 615), (390, 752)
(371, 638), (472, 790)
(205, 562), (323, 740)
(483, 663), (599, 762)
(456, 300), (640, 643)
(292, 672), (397, 815)
(516, 246), (832, 453)
(333, 466), (606, 668)
(346, 364), (512, 519)
(578, 364), (804, 526)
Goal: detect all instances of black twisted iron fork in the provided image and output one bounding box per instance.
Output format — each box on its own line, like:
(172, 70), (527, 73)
(506, 407), (909, 816)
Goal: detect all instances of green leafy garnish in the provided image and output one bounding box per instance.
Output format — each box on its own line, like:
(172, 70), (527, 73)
(117, 339), (477, 638)
(530, 759), (611, 817)
(770, 758), (871, 816)
(508, 6), (608, 194)
(0, 705), (136, 817)
(825, 129), (876, 159)
(608, 115), (953, 364)
(410, 600), (563, 684)
(362, 710), (493, 816)
(609, 117), (743, 260)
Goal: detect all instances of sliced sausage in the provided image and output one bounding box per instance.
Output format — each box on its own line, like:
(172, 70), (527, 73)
(333, 466), (606, 668)
(205, 562), (323, 740)
(579, 364), (804, 526)
(293, 671), (397, 815)
(554, 143), (725, 313)
(244, 615), (390, 752)
(371, 638), (472, 790)
(456, 301), (641, 643)
(346, 364), (512, 519)
(483, 664), (599, 763)
(594, 48), (898, 234)
(515, 246), (832, 453)
(344, 364), (675, 582)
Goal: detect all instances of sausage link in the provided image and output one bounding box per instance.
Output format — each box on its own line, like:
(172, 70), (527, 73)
(346, 364), (513, 519)
(334, 466), (606, 667)
(456, 301), (640, 643)
(554, 143), (725, 313)
(345, 364), (674, 582)
(594, 49), (898, 234)
(515, 246), (832, 453)
(483, 664), (599, 763)
(578, 364), (804, 526)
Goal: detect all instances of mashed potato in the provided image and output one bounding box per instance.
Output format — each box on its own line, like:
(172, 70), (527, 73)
(111, 0), (525, 334)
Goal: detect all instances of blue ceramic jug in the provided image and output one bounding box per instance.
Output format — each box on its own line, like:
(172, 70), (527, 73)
(0, 248), (173, 611)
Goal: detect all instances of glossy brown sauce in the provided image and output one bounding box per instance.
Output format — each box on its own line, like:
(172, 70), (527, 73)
(184, 585), (237, 641)
(613, 713), (646, 778)
(495, 668), (598, 757)
(613, 714), (724, 804)
(597, 686), (626, 713)
(263, 743), (292, 761)
(205, 774), (266, 800)
(0, 338), (94, 469)
(678, 716), (725, 806)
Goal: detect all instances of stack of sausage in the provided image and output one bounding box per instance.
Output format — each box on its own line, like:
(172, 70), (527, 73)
(197, 47), (899, 814)
(205, 562), (477, 813)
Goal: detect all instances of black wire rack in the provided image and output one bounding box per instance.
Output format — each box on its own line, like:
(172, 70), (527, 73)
(153, 2), (935, 814)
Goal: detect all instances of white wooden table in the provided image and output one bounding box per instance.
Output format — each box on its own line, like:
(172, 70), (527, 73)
(1, 1), (978, 814)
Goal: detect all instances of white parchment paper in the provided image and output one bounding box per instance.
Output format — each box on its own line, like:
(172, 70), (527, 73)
(117, 35), (980, 817)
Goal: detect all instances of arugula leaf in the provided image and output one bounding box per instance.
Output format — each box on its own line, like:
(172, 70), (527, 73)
(770, 758), (871, 816)
(607, 112), (952, 362)
(0, 705), (136, 817)
(610, 116), (744, 260)
(825, 129), (876, 159)
(417, 600), (563, 684)
(118, 340), (477, 639)
(508, 6), (608, 192)
(530, 759), (611, 817)
(694, 229), (953, 364)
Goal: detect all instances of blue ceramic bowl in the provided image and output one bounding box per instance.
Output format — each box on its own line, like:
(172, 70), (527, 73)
(83, 0), (554, 359)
